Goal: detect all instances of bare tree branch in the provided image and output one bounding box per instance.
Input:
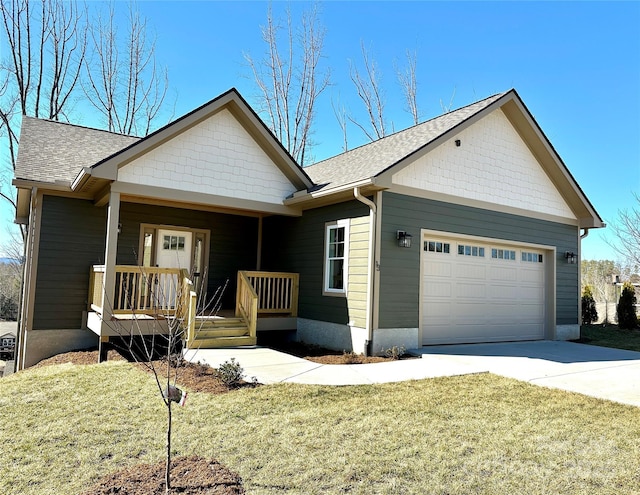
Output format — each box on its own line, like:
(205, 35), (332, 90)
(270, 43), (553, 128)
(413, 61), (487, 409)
(47, 0), (86, 120)
(1, 0), (86, 233)
(245, 3), (329, 165)
(396, 48), (420, 125)
(440, 86), (457, 113)
(331, 93), (349, 152)
(82, 1), (169, 135)
(348, 41), (388, 142)
(608, 192), (640, 269)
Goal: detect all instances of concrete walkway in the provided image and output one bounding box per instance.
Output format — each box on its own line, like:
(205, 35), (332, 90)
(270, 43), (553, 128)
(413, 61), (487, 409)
(184, 341), (640, 407)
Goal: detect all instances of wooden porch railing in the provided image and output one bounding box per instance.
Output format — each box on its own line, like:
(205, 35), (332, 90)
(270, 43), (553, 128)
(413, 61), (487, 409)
(236, 271), (258, 340)
(242, 271), (299, 317)
(89, 266), (105, 310)
(89, 265), (184, 315)
(178, 269), (197, 347)
(89, 266), (298, 347)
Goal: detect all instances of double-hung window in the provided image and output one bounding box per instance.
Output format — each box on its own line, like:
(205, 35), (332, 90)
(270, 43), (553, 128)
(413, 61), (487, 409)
(324, 220), (349, 295)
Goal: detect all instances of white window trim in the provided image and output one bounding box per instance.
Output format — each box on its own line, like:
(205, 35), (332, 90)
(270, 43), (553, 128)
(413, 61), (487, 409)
(323, 219), (350, 297)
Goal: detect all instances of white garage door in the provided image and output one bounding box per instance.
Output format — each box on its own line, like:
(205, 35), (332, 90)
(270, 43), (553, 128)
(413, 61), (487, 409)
(422, 236), (545, 345)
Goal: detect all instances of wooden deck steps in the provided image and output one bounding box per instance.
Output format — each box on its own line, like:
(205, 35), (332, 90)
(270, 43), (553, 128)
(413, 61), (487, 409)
(188, 316), (256, 348)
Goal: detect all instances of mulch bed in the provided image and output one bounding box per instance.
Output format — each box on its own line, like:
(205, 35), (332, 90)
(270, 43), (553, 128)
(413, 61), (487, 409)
(80, 455), (245, 495)
(33, 348), (252, 395)
(270, 340), (416, 364)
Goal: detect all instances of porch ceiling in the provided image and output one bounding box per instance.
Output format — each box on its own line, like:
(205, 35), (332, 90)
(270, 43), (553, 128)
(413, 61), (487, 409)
(111, 182), (303, 217)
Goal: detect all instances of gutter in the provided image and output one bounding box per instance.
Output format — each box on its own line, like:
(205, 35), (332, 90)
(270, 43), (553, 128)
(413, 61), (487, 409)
(285, 178), (376, 206)
(71, 167), (92, 191)
(353, 187), (376, 356)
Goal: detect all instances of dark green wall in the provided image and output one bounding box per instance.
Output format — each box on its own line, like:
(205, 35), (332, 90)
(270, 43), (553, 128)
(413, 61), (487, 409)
(33, 197), (259, 329)
(262, 200), (370, 324)
(33, 195), (107, 330)
(380, 192), (579, 328)
(117, 202), (259, 309)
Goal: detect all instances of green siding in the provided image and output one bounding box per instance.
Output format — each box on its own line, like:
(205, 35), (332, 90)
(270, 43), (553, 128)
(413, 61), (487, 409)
(117, 203), (259, 309)
(262, 200), (370, 324)
(380, 192), (579, 328)
(33, 196), (107, 330)
(33, 198), (259, 330)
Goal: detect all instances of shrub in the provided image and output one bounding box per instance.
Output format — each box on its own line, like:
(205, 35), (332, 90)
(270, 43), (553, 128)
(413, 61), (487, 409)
(581, 285), (598, 325)
(216, 358), (245, 388)
(617, 282), (638, 330)
(341, 350), (361, 364)
(383, 346), (406, 360)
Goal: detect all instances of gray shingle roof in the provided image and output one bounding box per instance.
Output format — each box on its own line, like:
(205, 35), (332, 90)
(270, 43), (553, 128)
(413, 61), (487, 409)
(15, 91), (506, 190)
(306, 92), (507, 189)
(15, 117), (139, 184)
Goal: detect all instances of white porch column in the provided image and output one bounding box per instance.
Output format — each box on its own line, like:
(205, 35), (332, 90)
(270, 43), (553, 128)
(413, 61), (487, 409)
(100, 191), (121, 339)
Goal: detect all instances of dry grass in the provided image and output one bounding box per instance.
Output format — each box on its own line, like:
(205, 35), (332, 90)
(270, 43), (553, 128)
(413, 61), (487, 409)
(1, 361), (640, 495)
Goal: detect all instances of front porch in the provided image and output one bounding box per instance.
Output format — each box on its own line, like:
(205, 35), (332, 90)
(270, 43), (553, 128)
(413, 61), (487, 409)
(88, 265), (299, 349)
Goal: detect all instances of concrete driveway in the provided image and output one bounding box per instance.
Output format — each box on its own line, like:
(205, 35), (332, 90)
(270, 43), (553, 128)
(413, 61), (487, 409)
(421, 341), (640, 407)
(187, 341), (640, 407)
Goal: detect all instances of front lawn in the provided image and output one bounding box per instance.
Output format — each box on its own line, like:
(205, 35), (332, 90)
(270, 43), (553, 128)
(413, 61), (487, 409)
(579, 324), (640, 352)
(1, 361), (639, 495)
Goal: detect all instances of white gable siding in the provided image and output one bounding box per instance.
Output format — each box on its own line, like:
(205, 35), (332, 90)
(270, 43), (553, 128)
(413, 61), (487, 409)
(117, 108), (297, 204)
(392, 109), (575, 219)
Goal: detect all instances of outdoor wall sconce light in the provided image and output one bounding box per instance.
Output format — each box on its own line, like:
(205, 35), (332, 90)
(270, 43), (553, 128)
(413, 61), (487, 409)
(565, 251), (577, 264)
(455, 139), (461, 147)
(397, 230), (413, 248)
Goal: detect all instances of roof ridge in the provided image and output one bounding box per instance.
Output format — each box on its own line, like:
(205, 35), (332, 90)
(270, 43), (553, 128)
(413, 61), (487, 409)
(22, 115), (141, 139)
(308, 90), (508, 168)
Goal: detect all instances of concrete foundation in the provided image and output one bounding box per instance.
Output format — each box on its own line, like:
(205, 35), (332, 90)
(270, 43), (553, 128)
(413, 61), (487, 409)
(556, 324), (580, 341)
(22, 329), (98, 368)
(371, 328), (419, 355)
(296, 318), (368, 354)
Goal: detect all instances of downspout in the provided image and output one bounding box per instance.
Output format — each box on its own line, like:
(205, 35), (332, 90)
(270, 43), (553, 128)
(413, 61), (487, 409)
(353, 187), (376, 356)
(577, 227), (591, 330)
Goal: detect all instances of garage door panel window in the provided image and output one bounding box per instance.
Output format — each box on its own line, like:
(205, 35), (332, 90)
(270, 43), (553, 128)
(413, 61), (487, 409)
(458, 244), (485, 257)
(424, 241), (450, 253)
(522, 251), (543, 263)
(491, 248), (516, 260)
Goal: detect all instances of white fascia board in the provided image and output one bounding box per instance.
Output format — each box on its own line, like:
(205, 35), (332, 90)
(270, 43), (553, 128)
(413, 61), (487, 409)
(284, 178), (377, 206)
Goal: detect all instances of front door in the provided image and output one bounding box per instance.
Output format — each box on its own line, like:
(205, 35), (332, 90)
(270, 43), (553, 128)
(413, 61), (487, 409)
(140, 225), (210, 310)
(156, 229), (193, 271)
(154, 230), (193, 309)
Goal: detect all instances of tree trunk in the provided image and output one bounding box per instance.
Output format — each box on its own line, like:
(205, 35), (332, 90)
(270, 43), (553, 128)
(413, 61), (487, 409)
(166, 399), (172, 493)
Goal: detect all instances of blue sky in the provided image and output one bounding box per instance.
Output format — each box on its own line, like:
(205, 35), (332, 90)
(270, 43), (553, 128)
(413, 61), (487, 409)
(1, 1), (639, 260)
